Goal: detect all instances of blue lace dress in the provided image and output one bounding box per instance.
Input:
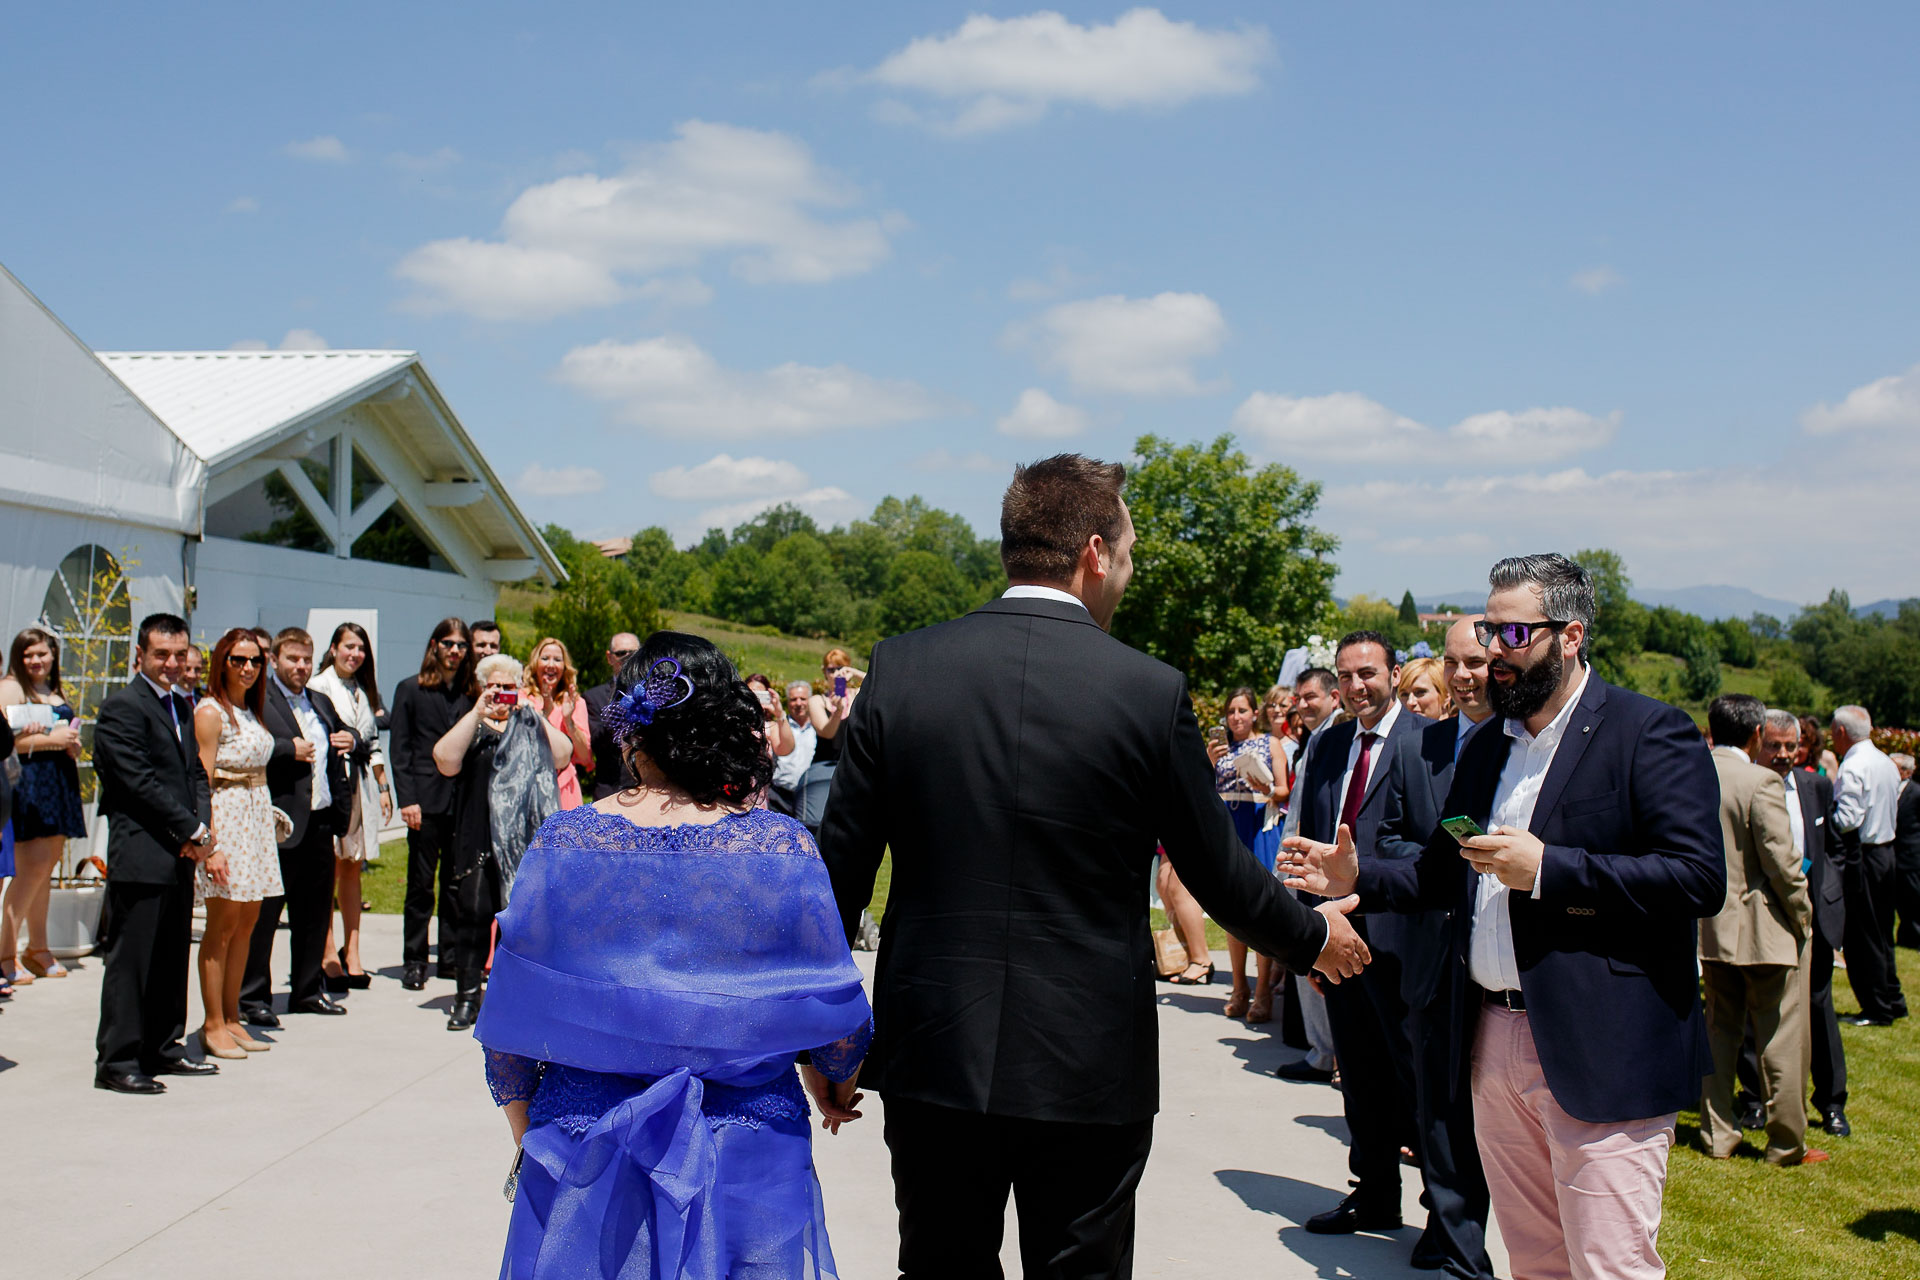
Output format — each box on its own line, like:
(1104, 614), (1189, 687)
(13, 703), (87, 840)
(478, 807), (873, 1280)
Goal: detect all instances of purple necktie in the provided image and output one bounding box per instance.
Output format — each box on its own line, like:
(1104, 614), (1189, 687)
(1339, 731), (1378, 832)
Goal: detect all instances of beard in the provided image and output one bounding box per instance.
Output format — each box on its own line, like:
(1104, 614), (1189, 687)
(1488, 642), (1563, 722)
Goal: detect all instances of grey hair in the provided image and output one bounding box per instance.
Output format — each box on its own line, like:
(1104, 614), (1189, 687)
(1487, 553), (1595, 663)
(475, 653), (524, 685)
(1763, 708), (1800, 735)
(1891, 752), (1915, 773)
(1831, 704), (1872, 740)
(785, 680), (812, 698)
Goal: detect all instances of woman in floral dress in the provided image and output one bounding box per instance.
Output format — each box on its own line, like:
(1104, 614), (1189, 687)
(193, 628), (283, 1060)
(1207, 686), (1281, 1022)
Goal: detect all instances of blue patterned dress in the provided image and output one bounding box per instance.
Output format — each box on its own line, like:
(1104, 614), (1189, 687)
(12, 703), (87, 841)
(479, 807), (873, 1280)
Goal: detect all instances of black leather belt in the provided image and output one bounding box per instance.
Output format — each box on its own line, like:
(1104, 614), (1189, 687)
(1483, 987), (1527, 1011)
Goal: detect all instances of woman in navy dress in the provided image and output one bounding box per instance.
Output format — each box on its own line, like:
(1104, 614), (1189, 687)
(1, 628), (89, 986)
(477, 632), (872, 1279)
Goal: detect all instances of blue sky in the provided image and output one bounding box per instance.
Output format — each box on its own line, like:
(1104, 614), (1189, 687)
(7, 4), (1918, 606)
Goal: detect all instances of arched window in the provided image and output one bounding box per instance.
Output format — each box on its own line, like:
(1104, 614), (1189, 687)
(39, 545), (133, 798)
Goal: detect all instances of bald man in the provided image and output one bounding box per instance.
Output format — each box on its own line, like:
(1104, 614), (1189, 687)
(582, 632), (641, 799)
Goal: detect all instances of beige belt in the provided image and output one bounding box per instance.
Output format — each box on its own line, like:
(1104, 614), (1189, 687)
(212, 766), (266, 790)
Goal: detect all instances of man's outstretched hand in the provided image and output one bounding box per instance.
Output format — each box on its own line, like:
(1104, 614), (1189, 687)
(1278, 824), (1359, 898)
(1311, 895), (1370, 983)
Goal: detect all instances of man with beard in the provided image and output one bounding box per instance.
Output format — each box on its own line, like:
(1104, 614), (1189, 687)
(1283, 553), (1724, 1280)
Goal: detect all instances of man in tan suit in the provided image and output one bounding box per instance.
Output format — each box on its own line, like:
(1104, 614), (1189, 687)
(1700, 694), (1824, 1165)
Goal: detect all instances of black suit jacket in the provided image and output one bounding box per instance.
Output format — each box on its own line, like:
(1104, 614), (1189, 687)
(1292, 706), (1433, 963)
(92, 678), (211, 886)
(1374, 715), (1487, 1008)
(1357, 674), (1726, 1125)
(261, 679), (355, 849)
(388, 676), (471, 816)
(1896, 777), (1920, 867)
(1794, 769), (1846, 949)
(820, 596), (1330, 1125)
(583, 681), (632, 800)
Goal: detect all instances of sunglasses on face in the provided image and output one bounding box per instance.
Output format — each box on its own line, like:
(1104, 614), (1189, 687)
(1473, 619), (1569, 649)
(439, 639), (469, 651)
(610, 650), (638, 663)
(227, 654), (263, 668)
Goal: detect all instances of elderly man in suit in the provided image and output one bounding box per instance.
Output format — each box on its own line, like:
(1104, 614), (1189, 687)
(1700, 695), (1822, 1165)
(1284, 553), (1726, 1280)
(1288, 629), (1432, 1238)
(1892, 752), (1920, 950)
(580, 632), (640, 800)
(92, 613), (222, 1094)
(239, 627), (357, 1024)
(821, 453), (1371, 1280)
(1368, 615), (1498, 1277)
(1756, 709), (1851, 1136)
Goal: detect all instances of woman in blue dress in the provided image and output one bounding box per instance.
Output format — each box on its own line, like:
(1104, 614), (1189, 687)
(1, 627), (89, 986)
(1206, 686), (1281, 1022)
(477, 631), (873, 1280)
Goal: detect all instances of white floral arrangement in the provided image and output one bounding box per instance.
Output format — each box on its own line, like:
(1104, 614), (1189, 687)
(1303, 633), (1337, 669)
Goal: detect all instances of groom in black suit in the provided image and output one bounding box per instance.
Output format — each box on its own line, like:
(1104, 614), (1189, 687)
(821, 454), (1371, 1279)
(92, 613), (221, 1094)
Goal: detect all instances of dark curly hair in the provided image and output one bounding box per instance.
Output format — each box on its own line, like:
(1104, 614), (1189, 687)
(615, 631), (774, 806)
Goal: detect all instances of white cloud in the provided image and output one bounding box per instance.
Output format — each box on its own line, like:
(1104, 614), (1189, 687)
(1570, 265), (1624, 295)
(1006, 262), (1093, 302)
(556, 335), (949, 436)
(283, 135), (350, 163)
(1231, 392), (1617, 465)
(996, 387), (1089, 438)
(227, 329), (332, 353)
(910, 447), (1006, 473)
(514, 464), (606, 498)
(395, 120), (898, 320)
(649, 453), (810, 501)
(387, 147), (461, 173)
(696, 486), (862, 534)
(226, 196), (259, 214)
(1010, 292), (1226, 395)
(853, 8), (1271, 135)
(1801, 362), (1920, 433)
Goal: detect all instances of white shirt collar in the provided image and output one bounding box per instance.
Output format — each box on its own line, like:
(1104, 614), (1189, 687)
(138, 671), (173, 700)
(1355, 698), (1401, 742)
(1002, 584), (1089, 612)
(270, 669), (306, 703)
(1503, 664), (1591, 749)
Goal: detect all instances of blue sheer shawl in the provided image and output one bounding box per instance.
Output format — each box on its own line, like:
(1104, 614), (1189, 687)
(475, 806), (872, 1280)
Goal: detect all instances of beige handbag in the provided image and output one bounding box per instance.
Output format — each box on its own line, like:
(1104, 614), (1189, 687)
(1152, 927), (1189, 978)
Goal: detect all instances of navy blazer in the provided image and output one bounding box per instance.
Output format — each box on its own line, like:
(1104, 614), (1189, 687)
(1356, 674), (1725, 1125)
(1374, 715), (1484, 1008)
(1794, 770), (1845, 950)
(1293, 706), (1432, 960)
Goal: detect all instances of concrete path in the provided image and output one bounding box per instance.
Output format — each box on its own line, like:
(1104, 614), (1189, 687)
(3, 914), (1505, 1278)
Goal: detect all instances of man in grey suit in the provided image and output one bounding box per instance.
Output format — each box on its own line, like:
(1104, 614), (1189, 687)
(1700, 694), (1823, 1165)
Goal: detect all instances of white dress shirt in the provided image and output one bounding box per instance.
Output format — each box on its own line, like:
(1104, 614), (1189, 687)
(272, 670), (332, 811)
(139, 671), (182, 739)
(1336, 700), (1401, 825)
(1781, 768), (1809, 873)
(772, 716), (817, 791)
(1468, 665), (1591, 992)
(1002, 584), (1089, 611)
(1833, 738), (1900, 844)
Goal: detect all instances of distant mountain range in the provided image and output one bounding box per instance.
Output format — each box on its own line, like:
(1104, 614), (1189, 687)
(1412, 586), (1914, 623)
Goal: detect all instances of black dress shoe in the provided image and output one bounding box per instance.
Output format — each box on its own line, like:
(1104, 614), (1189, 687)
(290, 995), (349, 1015)
(241, 1006), (282, 1029)
(157, 1057), (221, 1077)
(1737, 1098), (1765, 1131)
(447, 998), (478, 1031)
(1843, 1014), (1893, 1027)
(1304, 1190), (1403, 1235)
(1824, 1107), (1852, 1137)
(401, 962), (428, 991)
(1275, 1058), (1337, 1083)
(95, 1070), (166, 1095)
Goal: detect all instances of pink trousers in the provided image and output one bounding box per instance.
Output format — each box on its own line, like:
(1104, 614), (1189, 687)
(1471, 1007), (1677, 1280)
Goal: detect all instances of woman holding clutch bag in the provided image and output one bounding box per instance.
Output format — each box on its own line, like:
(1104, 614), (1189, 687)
(0, 627), (89, 987)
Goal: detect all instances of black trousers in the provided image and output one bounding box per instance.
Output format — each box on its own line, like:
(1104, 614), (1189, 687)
(241, 826), (337, 1011)
(883, 1095), (1153, 1280)
(94, 877), (195, 1075)
(1407, 988), (1495, 1278)
(1843, 841), (1908, 1021)
(451, 855), (501, 975)
(1322, 946), (1418, 1199)
(403, 809), (457, 965)
(1896, 839), (1920, 949)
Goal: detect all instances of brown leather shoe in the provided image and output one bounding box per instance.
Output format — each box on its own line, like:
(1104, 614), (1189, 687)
(1796, 1148), (1832, 1165)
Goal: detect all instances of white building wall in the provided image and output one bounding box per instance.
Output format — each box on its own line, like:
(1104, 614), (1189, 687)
(0, 501), (186, 642)
(191, 535), (496, 684)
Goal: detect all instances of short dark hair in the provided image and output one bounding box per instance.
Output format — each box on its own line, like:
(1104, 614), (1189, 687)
(1488, 553), (1596, 664)
(1000, 453), (1127, 583)
(1708, 694), (1766, 748)
(137, 612), (189, 648)
(615, 632), (775, 807)
(1335, 630), (1395, 668)
(1295, 667), (1336, 695)
(469, 618), (501, 635)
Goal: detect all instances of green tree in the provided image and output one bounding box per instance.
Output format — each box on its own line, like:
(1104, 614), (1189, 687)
(1768, 663), (1815, 713)
(530, 548), (661, 689)
(730, 503), (820, 553)
(1713, 616), (1758, 668)
(1820, 606), (1920, 726)
(1645, 605), (1712, 659)
(1112, 434), (1338, 690)
(1790, 589), (1861, 680)
(879, 550), (975, 635)
(1397, 590), (1420, 627)
(624, 526), (697, 611)
(1680, 635), (1723, 703)
(1571, 548), (1647, 686)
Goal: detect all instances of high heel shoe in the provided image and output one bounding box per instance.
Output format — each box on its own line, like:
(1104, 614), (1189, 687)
(229, 1028), (272, 1052)
(0, 960), (28, 987)
(1247, 992), (1274, 1024)
(21, 949), (67, 978)
(339, 947), (371, 990)
(199, 1028), (248, 1061)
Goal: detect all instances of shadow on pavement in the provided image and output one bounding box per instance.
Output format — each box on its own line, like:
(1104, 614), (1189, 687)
(1216, 1168), (1419, 1279)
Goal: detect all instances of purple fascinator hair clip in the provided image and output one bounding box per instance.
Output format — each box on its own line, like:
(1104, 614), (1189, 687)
(603, 657), (695, 742)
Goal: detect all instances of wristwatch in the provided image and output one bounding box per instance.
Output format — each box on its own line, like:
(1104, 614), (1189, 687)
(190, 824), (213, 847)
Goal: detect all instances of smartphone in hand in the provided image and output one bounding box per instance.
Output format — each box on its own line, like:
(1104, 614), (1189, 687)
(833, 675), (848, 698)
(1440, 815), (1486, 844)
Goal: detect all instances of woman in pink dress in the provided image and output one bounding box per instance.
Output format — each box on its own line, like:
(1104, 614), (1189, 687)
(522, 637), (593, 810)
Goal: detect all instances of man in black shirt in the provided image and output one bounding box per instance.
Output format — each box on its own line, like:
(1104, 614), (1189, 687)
(387, 618), (475, 989)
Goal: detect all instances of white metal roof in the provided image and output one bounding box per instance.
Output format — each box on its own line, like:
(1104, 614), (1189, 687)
(98, 349), (415, 468)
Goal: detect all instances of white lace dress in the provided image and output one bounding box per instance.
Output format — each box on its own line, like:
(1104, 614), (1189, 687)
(200, 707), (284, 903)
